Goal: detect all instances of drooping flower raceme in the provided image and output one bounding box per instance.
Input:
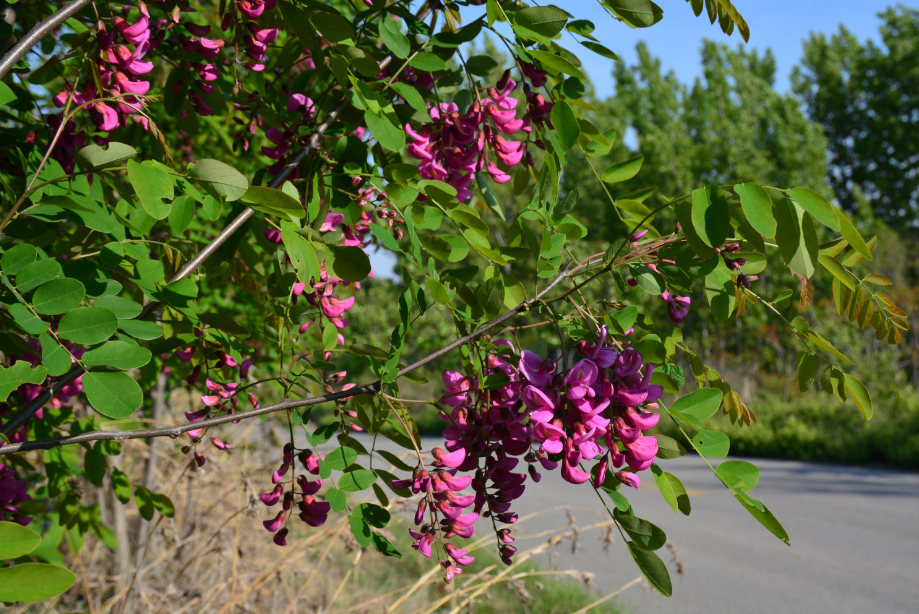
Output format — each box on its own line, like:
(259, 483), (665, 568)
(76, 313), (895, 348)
(392, 327), (664, 575)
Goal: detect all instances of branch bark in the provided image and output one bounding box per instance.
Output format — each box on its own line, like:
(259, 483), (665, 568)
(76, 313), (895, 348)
(0, 264), (575, 455)
(0, 0), (94, 79)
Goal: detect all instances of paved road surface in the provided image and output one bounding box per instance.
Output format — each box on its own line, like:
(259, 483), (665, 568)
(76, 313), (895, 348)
(360, 436), (919, 613)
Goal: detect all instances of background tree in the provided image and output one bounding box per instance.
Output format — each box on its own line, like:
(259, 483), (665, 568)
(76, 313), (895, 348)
(792, 5), (919, 234)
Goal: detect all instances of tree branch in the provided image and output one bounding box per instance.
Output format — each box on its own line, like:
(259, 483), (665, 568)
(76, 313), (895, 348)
(0, 263), (574, 455)
(0, 0), (94, 79)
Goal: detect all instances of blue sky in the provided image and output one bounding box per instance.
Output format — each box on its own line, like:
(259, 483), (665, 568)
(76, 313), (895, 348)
(460, 0), (895, 96)
(370, 1), (894, 278)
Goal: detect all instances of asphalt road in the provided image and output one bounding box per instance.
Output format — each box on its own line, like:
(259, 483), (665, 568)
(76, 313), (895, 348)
(362, 436), (919, 613)
(509, 454), (919, 614)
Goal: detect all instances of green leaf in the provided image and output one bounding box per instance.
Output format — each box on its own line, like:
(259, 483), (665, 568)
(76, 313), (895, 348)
(39, 333), (72, 376)
(774, 196), (819, 279)
(111, 469), (132, 504)
(513, 6), (568, 36)
(324, 244), (372, 282)
(843, 374), (872, 420)
(835, 208), (873, 261)
(450, 206), (490, 236)
(715, 460), (760, 491)
(354, 502), (390, 528)
(426, 278), (452, 305)
(0, 81), (18, 105)
(629, 264), (665, 295)
(796, 352), (820, 392)
(787, 187), (839, 231)
(650, 466), (690, 515)
(323, 446), (358, 472)
(168, 196), (195, 234)
(549, 100), (580, 150)
(580, 41), (619, 59)
(0, 361), (49, 402)
(127, 160), (173, 220)
(0, 521), (42, 559)
(75, 142), (137, 170)
(339, 46), (380, 77)
(654, 434), (686, 460)
(733, 494), (789, 545)
(82, 341), (152, 370)
(325, 487), (348, 512)
(371, 532), (402, 558)
(526, 49), (586, 80)
(390, 82), (427, 114)
(552, 188), (579, 223)
(689, 429), (730, 458)
(408, 52), (446, 72)
(307, 423), (338, 447)
(466, 54), (500, 76)
(364, 109), (405, 152)
(379, 14), (410, 59)
(616, 515), (667, 551)
(627, 542), (672, 597)
(281, 229), (321, 285)
(605, 0), (665, 28)
(152, 492), (176, 518)
(117, 319), (164, 340)
(243, 185), (305, 219)
(0, 563), (76, 603)
(83, 371), (142, 419)
(135, 486), (155, 520)
(92, 296), (142, 320)
(734, 183), (775, 238)
(14, 259), (61, 292)
(58, 306), (118, 345)
(349, 513), (372, 547)
(310, 10), (355, 42)
(31, 278), (85, 315)
(672, 387), (723, 420)
(602, 156), (643, 183)
(338, 469), (377, 492)
(349, 343), (389, 358)
(189, 159), (248, 202)
(804, 330), (852, 365)
(84, 446), (107, 486)
(691, 186), (731, 249)
(476, 276), (504, 317)
(1, 244), (37, 275)
(475, 172), (506, 221)
(8, 303), (48, 334)
(376, 449), (414, 472)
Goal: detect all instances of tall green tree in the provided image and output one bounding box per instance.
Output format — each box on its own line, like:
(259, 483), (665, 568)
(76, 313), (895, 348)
(564, 41), (829, 242)
(792, 5), (919, 232)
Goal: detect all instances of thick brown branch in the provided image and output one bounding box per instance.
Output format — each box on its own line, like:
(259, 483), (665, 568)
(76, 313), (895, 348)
(0, 264), (573, 455)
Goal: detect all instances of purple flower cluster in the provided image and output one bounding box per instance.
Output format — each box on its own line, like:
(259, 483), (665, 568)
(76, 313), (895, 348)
(401, 330), (665, 574)
(405, 74), (531, 203)
(0, 464), (32, 525)
(259, 443), (328, 546)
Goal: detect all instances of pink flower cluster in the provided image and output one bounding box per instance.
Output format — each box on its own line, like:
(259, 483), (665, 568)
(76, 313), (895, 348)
(402, 329), (665, 572)
(405, 73), (531, 203)
(260, 443), (328, 546)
